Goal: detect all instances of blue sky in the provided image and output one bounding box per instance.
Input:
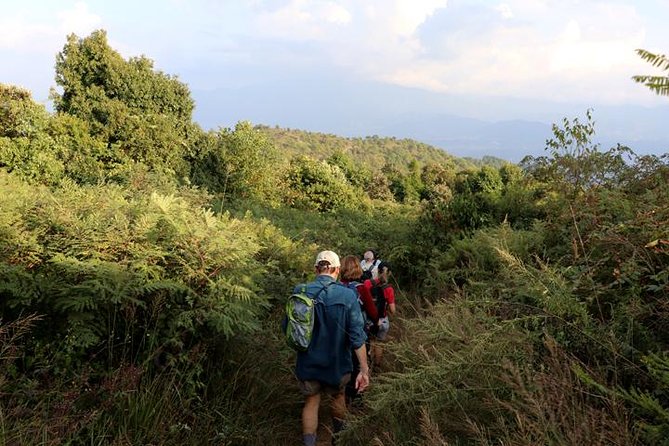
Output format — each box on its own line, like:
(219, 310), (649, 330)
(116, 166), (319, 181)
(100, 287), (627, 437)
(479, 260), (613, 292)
(2, 0), (668, 159)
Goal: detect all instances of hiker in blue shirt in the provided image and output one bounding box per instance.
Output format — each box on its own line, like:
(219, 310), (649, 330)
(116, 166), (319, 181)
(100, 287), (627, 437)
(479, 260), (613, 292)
(295, 250), (370, 446)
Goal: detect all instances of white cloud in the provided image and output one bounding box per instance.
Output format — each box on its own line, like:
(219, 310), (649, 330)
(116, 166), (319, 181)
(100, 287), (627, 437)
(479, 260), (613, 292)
(548, 18), (645, 76)
(0, 2), (101, 52)
(254, 0), (352, 40)
(321, 2), (351, 25)
(353, 0), (657, 104)
(249, 0), (448, 79)
(380, 63), (450, 91)
(389, 0), (449, 36)
(496, 3), (514, 19)
(253, 0), (446, 45)
(57, 2), (102, 36)
(0, 16), (51, 50)
(2, 0), (664, 107)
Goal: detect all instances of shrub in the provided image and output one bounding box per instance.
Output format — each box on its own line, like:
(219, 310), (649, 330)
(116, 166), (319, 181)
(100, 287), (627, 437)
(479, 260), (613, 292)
(0, 171), (269, 381)
(283, 155), (361, 213)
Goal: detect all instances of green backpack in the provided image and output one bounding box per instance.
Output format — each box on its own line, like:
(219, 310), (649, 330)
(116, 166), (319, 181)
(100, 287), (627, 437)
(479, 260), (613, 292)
(285, 284), (329, 351)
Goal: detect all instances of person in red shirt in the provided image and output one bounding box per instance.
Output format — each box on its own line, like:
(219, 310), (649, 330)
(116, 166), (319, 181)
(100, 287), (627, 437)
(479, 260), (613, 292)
(370, 264), (396, 367)
(339, 255), (379, 406)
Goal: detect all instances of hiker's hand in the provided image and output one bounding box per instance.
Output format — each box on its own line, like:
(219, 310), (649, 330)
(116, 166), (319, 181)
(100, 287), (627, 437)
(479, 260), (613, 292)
(355, 370), (369, 392)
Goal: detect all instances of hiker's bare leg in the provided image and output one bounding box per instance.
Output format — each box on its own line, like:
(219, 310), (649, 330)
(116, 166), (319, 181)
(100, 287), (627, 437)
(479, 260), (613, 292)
(331, 392), (347, 420)
(302, 393), (321, 435)
(331, 391), (347, 441)
(373, 341), (384, 367)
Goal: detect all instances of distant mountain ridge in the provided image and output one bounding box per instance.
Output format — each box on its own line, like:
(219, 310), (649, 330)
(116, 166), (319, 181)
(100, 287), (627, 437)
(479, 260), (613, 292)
(375, 114), (552, 160)
(191, 77), (669, 162)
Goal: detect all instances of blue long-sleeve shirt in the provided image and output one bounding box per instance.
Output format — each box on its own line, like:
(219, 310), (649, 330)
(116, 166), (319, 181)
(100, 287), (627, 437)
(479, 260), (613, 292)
(294, 275), (367, 387)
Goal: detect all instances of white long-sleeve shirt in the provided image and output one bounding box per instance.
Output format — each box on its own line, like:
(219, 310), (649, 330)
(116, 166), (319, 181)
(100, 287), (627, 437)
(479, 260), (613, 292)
(360, 259), (381, 280)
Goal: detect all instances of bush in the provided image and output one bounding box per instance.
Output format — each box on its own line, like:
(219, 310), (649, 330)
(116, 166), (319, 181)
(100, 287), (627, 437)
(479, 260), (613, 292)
(283, 155), (362, 213)
(190, 121), (280, 203)
(0, 171), (269, 381)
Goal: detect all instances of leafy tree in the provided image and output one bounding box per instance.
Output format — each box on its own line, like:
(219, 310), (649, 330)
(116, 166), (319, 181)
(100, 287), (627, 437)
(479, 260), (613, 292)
(469, 165), (503, 195)
(499, 163), (523, 185)
(0, 84), (65, 184)
(0, 84), (50, 138)
(326, 150), (371, 190)
(0, 83), (121, 185)
(633, 49), (669, 96)
(46, 112), (112, 183)
(283, 155), (360, 212)
(462, 155), (509, 168)
(367, 172), (395, 201)
(495, 171), (544, 228)
(190, 121), (278, 202)
(420, 162), (455, 203)
(383, 162), (423, 203)
(521, 110), (631, 195)
(51, 30), (197, 176)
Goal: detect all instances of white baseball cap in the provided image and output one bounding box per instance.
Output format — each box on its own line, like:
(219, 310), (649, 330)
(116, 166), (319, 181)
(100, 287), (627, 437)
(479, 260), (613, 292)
(314, 250), (341, 267)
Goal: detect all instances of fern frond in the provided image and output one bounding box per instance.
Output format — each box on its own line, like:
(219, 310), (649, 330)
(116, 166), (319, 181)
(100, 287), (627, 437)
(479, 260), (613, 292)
(632, 75), (669, 96)
(634, 49), (669, 96)
(618, 386), (669, 420)
(210, 278), (256, 302)
(635, 49), (669, 71)
(642, 353), (669, 388)
(139, 279), (190, 296)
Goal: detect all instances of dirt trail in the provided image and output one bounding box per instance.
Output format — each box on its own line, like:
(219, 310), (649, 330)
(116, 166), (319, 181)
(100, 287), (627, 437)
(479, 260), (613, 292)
(309, 333), (397, 445)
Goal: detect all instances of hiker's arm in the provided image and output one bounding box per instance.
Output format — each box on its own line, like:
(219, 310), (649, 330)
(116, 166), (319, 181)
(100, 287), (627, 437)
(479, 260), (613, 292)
(348, 299), (367, 346)
(349, 310), (370, 391)
(354, 344), (369, 392)
(385, 286), (396, 316)
(359, 282), (378, 322)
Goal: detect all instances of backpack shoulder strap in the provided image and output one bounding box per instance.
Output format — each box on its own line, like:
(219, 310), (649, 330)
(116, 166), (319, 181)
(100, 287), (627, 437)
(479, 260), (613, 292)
(313, 281), (334, 303)
(346, 281), (362, 302)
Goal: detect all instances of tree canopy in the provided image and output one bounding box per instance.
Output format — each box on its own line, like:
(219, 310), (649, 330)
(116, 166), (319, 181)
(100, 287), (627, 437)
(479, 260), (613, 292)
(52, 30), (197, 175)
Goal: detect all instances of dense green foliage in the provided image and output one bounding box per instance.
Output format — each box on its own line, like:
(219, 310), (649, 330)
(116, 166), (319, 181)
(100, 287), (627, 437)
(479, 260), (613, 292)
(1, 31), (668, 445)
(52, 30), (197, 176)
(0, 84), (110, 185)
(189, 121), (279, 202)
(257, 125), (475, 172)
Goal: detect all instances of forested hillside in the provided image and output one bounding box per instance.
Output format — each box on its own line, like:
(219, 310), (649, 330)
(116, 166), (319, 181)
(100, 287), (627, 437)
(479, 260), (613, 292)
(1, 30), (668, 446)
(255, 125), (478, 172)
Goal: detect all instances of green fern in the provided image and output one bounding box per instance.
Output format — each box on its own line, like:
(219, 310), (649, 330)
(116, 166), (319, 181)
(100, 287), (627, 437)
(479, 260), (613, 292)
(0, 170), (277, 384)
(619, 353), (669, 442)
(632, 49), (669, 96)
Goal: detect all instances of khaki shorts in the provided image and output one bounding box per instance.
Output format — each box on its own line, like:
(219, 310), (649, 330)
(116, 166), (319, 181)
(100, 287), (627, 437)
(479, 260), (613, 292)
(299, 373), (351, 396)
